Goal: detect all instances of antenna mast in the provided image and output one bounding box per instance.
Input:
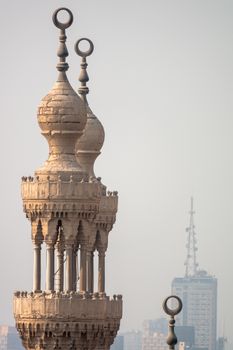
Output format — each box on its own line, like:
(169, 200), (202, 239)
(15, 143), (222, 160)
(184, 197), (198, 277)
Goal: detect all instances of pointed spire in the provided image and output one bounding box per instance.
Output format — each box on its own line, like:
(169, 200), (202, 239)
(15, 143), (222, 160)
(52, 8), (74, 81)
(75, 38), (94, 104)
(184, 197), (199, 277)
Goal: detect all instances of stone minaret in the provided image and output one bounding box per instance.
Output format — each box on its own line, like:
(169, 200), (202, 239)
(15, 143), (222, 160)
(13, 8), (122, 350)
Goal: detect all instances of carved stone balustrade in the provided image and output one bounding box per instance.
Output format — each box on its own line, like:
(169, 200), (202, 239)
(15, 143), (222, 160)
(14, 292), (122, 350)
(21, 177), (103, 201)
(14, 292), (122, 320)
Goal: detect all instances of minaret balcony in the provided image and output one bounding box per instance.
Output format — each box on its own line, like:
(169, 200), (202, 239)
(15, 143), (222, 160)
(13, 292), (122, 320)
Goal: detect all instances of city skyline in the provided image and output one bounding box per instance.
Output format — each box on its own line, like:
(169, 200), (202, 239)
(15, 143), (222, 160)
(0, 0), (232, 344)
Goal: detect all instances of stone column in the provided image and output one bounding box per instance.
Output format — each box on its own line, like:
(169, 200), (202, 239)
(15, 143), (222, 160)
(72, 247), (78, 291)
(56, 248), (64, 292)
(46, 243), (55, 291)
(33, 242), (41, 292)
(79, 244), (87, 292)
(56, 226), (64, 292)
(65, 244), (73, 292)
(87, 250), (94, 293)
(98, 249), (105, 293)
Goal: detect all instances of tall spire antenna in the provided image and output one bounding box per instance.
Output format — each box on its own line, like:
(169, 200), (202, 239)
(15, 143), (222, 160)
(75, 38), (94, 104)
(184, 197), (199, 277)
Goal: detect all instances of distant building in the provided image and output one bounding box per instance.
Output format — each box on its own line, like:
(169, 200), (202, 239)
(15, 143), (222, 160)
(142, 318), (167, 350)
(142, 331), (166, 350)
(143, 319), (167, 335)
(176, 326), (195, 349)
(111, 336), (124, 350)
(172, 198), (217, 350)
(123, 331), (142, 350)
(0, 326), (23, 350)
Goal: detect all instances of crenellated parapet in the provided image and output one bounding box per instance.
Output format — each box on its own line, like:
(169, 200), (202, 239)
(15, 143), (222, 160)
(21, 176), (104, 201)
(21, 176), (118, 226)
(14, 291), (122, 319)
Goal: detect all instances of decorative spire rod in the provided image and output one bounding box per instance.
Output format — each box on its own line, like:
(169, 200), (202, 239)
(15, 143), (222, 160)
(163, 295), (183, 350)
(52, 8), (74, 80)
(75, 38), (94, 104)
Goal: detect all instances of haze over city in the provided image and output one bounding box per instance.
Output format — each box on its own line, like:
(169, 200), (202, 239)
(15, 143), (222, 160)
(0, 0), (233, 345)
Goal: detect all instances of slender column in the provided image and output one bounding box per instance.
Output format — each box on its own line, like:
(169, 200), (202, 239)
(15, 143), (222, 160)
(33, 242), (41, 292)
(87, 251), (94, 293)
(56, 248), (64, 292)
(98, 250), (105, 293)
(79, 244), (87, 292)
(65, 244), (73, 292)
(46, 243), (55, 291)
(73, 247), (77, 291)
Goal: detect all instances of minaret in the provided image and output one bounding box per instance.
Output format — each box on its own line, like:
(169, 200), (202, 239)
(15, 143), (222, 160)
(184, 197), (199, 277)
(13, 8), (122, 350)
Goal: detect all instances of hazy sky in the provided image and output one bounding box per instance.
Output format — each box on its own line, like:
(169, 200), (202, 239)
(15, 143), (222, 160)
(0, 0), (233, 344)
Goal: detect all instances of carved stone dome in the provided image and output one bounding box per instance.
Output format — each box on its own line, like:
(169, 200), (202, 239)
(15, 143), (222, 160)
(76, 106), (105, 153)
(38, 79), (86, 134)
(36, 76), (87, 176)
(35, 8), (88, 178)
(76, 107), (105, 178)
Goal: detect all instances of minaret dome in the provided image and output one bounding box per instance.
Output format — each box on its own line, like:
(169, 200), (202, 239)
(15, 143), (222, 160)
(75, 38), (105, 178)
(37, 8), (87, 176)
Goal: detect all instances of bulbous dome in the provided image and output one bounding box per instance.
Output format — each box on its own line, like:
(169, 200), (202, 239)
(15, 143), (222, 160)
(36, 76), (87, 176)
(38, 79), (86, 133)
(35, 7), (88, 178)
(76, 106), (105, 152)
(75, 106), (105, 178)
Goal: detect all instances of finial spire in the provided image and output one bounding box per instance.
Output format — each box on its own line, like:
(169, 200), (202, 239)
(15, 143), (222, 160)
(75, 38), (94, 104)
(52, 8), (73, 80)
(184, 196), (199, 277)
(163, 295), (183, 350)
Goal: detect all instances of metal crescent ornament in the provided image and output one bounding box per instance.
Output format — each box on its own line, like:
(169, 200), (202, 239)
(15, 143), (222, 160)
(52, 7), (74, 30)
(75, 38), (94, 58)
(163, 295), (183, 317)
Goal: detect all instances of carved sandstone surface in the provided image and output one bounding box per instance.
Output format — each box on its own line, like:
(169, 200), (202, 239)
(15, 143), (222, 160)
(37, 79), (87, 175)
(14, 293), (122, 320)
(14, 293), (122, 350)
(76, 107), (105, 178)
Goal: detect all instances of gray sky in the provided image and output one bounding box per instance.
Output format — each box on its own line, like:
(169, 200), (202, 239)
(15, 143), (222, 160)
(0, 0), (233, 343)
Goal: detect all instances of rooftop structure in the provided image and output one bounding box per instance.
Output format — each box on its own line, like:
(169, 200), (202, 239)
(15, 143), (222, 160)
(13, 7), (122, 350)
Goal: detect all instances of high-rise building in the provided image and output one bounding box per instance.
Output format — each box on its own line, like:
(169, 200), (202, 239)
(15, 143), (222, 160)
(143, 319), (167, 335)
(171, 198), (217, 350)
(13, 7), (122, 350)
(176, 325), (195, 349)
(0, 326), (23, 350)
(123, 331), (142, 350)
(142, 319), (167, 350)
